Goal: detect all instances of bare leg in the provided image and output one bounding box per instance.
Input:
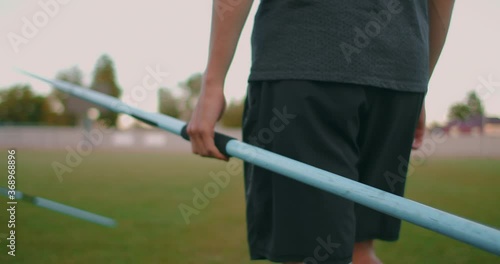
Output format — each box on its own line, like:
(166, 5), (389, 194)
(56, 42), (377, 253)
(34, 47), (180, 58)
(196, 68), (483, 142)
(352, 240), (382, 264)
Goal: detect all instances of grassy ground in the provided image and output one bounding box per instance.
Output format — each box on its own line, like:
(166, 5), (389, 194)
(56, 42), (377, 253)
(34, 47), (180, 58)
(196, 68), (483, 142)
(0, 151), (498, 263)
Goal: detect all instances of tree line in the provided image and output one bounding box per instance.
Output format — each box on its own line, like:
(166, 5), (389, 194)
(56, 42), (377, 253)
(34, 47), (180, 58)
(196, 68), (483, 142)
(0, 55), (245, 128)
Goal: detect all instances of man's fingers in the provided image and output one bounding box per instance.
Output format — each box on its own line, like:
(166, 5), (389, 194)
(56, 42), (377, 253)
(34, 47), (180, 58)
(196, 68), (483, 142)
(190, 134), (203, 155)
(187, 126), (228, 160)
(412, 129), (424, 150)
(412, 138), (423, 150)
(202, 133), (229, 161)
(187, 125), (202, 154)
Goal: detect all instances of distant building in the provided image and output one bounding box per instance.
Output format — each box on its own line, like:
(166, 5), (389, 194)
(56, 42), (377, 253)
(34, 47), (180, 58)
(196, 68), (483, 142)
(484, 117), (500, 135)
(443, 115), (500, 136)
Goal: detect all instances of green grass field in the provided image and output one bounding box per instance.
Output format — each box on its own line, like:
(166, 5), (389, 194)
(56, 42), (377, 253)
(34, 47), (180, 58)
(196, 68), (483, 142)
(0, 151), (498, 263)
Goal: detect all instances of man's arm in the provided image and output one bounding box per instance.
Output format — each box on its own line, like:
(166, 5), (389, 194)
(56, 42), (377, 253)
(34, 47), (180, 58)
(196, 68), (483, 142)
(187, 0), (254, 160)
(428, 0), (455, 76)
(413, 0), (455, 149)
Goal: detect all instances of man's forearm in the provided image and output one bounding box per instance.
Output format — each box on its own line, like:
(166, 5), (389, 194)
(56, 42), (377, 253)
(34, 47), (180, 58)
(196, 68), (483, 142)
(204, 0), (254, 88)
(428, 0), (455, 76)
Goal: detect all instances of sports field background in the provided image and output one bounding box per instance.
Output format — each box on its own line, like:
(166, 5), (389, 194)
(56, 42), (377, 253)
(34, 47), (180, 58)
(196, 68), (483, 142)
(0, 151), (498, 263)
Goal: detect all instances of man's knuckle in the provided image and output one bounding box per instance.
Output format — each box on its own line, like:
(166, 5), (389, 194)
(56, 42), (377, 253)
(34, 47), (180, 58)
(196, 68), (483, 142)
(188, 127), (202, 135)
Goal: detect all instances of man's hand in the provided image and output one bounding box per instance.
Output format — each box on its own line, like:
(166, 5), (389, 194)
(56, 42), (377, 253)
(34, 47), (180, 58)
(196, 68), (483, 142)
(412, 105), (426, 150)
(185, 0), (253, 160)
(187, 81), (228, 160)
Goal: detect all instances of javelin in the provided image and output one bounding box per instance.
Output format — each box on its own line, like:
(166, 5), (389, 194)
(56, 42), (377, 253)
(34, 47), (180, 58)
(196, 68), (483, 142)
(20, 70), (500, 255)
(0, 187), (116, 227)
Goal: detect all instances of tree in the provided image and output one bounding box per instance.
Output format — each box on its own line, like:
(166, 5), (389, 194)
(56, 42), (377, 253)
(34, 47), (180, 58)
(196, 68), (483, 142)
(90, 55), (122, 127)
(158, 87), (180, 118)
(447, 90), (486, 122)
(466, 91), (484, 116)
(448, 103), (471, 121)
(428, 121), (442, 131)
(51, 66), (88, 126)
(178, 73), (202, 120)
(0, 84), (47, 125)
(220, 99), (244, 128)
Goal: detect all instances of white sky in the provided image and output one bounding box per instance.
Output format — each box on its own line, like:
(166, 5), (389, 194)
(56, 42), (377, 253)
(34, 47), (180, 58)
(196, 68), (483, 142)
(1, 0), (499, 125)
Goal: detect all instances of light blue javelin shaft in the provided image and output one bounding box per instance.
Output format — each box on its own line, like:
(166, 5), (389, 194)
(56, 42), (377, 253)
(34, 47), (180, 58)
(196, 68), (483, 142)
(22, 70), (500, 255)
(0, 187), (116, 227)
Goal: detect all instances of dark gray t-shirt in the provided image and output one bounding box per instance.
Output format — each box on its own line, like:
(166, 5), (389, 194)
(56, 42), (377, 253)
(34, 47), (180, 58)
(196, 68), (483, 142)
(249, 0), (429, 92)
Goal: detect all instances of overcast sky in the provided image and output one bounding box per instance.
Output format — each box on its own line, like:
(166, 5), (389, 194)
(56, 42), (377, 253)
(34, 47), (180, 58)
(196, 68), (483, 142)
(1, 0), (499, 126)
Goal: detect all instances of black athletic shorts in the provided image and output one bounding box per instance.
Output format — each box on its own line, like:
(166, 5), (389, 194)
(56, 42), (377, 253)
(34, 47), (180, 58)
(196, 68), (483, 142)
(242, 80), (425, 264)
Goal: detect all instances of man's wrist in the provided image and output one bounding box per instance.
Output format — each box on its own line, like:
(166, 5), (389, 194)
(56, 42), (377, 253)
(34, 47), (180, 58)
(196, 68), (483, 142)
(203, 73), (225, 91)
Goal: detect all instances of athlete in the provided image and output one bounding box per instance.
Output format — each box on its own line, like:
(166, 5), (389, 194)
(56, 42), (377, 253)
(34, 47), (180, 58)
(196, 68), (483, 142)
(187, 1), (455, 263)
